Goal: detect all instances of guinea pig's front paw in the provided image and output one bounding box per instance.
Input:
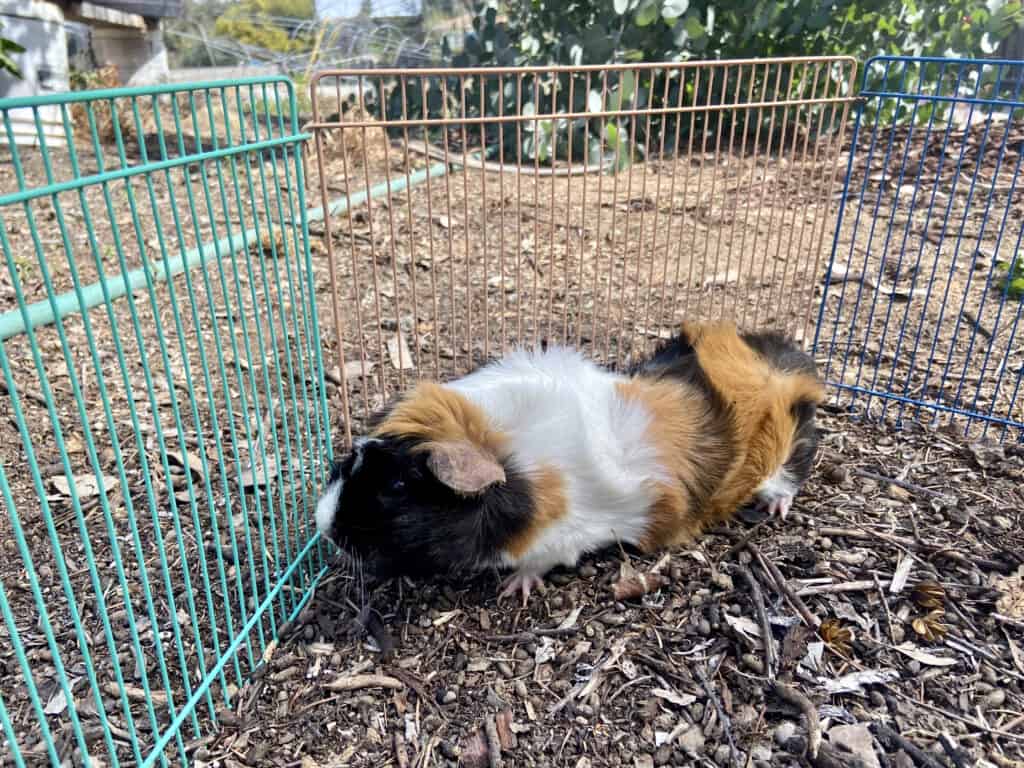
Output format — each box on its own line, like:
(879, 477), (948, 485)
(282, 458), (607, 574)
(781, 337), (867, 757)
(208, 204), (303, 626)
(764, 493), (794, 520)
(498, 571), (546, 608)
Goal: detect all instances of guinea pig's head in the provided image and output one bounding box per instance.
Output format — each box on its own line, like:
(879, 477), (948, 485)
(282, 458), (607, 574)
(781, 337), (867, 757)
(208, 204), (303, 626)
(314, 434), (528, 578)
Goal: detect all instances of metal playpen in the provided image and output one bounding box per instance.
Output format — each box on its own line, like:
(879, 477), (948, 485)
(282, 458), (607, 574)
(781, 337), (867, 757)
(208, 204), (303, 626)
(0, 54), (1020, 765)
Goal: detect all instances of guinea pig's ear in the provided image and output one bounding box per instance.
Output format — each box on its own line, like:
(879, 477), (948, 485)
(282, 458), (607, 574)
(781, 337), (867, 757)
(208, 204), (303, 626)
(424, 440), (506, 496)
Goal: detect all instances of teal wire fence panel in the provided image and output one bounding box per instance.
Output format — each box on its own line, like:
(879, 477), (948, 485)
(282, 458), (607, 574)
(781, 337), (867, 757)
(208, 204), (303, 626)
(0, 77), (332, 766)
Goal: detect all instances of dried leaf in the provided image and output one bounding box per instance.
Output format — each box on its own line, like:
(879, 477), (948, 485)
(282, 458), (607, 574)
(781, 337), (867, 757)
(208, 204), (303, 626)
(819, 618), (853, 656)
(890, 554), (914, 594)
(387, 333), (415, 371)
(44, 688), (68, 715)
(50, 473), (118, 499)
(911, 610), (948, 642)
(821, 669), (899, 695)
(723, 614), (763, 646)
(651, 688), (698, 707)
(911, 581), (945, 610)
(827, 724), (881, 768)
(701, 268), (740, 288)
(893, 642), (958, 667)
(992, 566), (1024, 619)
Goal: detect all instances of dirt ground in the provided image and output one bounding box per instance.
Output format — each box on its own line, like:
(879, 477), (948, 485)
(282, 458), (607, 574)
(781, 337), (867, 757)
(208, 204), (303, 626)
(1, 98), (1024, 768)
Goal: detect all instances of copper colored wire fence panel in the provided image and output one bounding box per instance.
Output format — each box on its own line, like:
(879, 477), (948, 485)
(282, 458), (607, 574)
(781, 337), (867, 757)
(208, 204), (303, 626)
(308, 58), (858, 443)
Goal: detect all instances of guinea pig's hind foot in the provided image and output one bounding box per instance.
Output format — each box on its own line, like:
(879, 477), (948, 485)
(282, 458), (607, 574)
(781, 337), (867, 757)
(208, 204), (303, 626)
(498, 571), (546, 607)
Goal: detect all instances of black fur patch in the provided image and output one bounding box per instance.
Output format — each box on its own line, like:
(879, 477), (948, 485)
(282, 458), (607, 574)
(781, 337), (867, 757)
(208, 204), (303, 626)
(322, 436), (535, 579)
(740, 330), (818, 377)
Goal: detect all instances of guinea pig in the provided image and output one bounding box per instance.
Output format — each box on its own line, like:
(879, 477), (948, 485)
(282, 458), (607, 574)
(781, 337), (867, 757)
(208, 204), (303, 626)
(315, 322), (824, 604)
(634, 321), (825, 520)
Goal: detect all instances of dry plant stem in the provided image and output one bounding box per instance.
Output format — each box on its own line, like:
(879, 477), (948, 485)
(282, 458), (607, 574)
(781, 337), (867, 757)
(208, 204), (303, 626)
(796, 580), (876, 597)
(736, 564), (775, 679)
(938, 732), (969, 768)
(484, 715), (504, 768)
(749, 543), (820, 629)
(870, 724), (946, 768)
(717, 520), (770, 562)
(393, 732), (410, 768)
(695, 662), (739, 765)
(773, 682), (822, 760)
(483, 627), (579, 643)
(325, 673), (404, 692)
(853, 467), (949, 500)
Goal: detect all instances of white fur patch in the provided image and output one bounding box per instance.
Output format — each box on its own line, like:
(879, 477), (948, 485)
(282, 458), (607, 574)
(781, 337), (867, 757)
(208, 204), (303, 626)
(755, 466), (798, 502)
(446, 345), (668, 576)
(315, 475), (343, 539)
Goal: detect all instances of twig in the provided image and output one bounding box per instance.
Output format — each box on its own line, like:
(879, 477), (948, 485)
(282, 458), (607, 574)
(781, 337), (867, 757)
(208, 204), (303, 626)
(389, 667), (443, 718)
(993, 613), (1024, 632)
(773, 682), (822, 760)
(872, 573), (897, 645)
(870, 724), (946, 768)
(324, 673), (404, 692)
(749, 543), (820, 629)
(852, 468), (949, 500)
(482, 627), (578, 643)
(796, 580), (877, 597)
(484, 714), (503, 768)
(393, 731), (410, 768)
(736, 565), (775, 679)
(718, 520), (770, 562)
(695, 662), (739, 765)
(938, 732), (969, 768)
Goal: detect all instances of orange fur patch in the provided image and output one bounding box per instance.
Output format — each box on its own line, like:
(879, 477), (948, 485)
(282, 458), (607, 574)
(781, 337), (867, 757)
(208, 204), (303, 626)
(682, 320), (826, 524)
(502, 466), (568, 559)
(373, 382), (507, 458)
(615, 378), (729, 550)
(374, 382), (568, 557)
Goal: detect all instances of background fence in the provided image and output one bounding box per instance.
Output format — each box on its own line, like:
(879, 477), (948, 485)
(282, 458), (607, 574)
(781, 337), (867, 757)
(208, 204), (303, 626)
(816, 56), (1024, 441)
(309, 57), (858, 443)
(0, 77), (330, 766)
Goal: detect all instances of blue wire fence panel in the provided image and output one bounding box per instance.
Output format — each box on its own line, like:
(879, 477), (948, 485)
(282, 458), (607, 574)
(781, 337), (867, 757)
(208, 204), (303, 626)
(0, 79), (331, 766)
(815, 56), (1024, 442)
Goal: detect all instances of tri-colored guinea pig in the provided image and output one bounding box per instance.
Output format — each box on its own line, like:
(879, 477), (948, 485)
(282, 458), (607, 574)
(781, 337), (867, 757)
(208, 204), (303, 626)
(315, 320), (825, 604)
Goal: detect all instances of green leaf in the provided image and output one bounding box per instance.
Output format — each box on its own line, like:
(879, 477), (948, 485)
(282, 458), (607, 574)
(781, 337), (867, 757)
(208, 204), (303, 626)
(1009, 277), (1024, 297)
(683, 13), (706, 39)
(635, 0), (660, 26)
(662, 0), (689, 20)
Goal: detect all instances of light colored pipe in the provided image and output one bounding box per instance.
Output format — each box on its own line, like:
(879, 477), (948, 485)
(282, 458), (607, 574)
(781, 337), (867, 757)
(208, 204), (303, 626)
(0, 160), (450, 342)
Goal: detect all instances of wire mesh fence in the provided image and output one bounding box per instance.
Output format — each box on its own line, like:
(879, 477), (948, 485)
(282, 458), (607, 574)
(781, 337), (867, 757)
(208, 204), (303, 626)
(308, 57), (858, 444)
(0, 78), (329, 766)
(816, 56), (1024, 441)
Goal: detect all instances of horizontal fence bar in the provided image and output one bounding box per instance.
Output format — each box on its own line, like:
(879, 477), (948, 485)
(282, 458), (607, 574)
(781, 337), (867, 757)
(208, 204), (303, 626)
(0, 134), (311, 209)
(0, 155), (449, 341)
(308, 96), (858, 130)
(311, 55), (859, 81)
(858, 91), (1024, 109)
(826, 381), (1024, 429)
(0, 76), (297, 110)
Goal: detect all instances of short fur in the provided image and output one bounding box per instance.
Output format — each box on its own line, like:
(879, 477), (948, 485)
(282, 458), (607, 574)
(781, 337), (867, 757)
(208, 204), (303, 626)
(637, 321), (825, 520)
(315, 322), (824, 591)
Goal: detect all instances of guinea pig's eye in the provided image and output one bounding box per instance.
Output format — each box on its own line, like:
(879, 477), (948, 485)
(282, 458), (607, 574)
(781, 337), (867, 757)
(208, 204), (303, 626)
(390, 478), (405, 492)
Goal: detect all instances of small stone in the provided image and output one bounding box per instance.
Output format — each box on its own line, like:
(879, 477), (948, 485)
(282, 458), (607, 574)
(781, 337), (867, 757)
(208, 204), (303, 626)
(774, 721), (796, 746)
(749, 744), (771, 762)
(697, 619), (711, 636)
(633, 755), (655, 768)
(579, 564), (598, 578)
(714, 744), (731, 766)
(497, 661), (514, 678)
(888, 484), (911, 501)
(675, 724), (705, 756)
(441, 690), (457, 705)
(983, 689), (1007, 709)
(711, 572), (734, 591)
(741, 653), (764, 674)
(654, 745), (672, 766)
